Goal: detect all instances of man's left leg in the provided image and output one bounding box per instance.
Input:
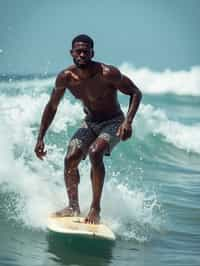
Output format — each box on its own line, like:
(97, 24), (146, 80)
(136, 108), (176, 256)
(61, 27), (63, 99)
(85, 138), (109, 224)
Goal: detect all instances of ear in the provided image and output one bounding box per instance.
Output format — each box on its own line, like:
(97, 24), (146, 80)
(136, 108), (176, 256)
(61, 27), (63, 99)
(91, 49), (94, 58)
(70, 49), (73, 56)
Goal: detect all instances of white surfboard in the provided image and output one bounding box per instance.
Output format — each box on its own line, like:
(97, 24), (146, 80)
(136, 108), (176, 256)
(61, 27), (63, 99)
(47, 216), (116, 241)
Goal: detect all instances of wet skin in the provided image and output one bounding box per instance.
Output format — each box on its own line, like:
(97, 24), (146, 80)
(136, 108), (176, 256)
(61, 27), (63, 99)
(35, 42), (142, 224)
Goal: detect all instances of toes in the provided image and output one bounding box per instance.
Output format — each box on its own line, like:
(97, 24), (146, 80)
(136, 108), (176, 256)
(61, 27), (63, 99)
(84, 217), (92, 224)
(84, 216), (98, 224)
(85, 208), (100, 224)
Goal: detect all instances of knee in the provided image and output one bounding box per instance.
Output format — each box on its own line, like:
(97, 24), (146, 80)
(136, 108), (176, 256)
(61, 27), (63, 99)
(64, 148), (82, 169)
(89, 146), (103, 165)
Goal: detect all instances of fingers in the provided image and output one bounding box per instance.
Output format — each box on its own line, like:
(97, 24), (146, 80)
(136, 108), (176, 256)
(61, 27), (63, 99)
(36, 150), (47, 160)
(34, 142), (47, 160)
(120, 128), (129, 140)
(116, 126), (121, 137)
(116, 126), (132, 141)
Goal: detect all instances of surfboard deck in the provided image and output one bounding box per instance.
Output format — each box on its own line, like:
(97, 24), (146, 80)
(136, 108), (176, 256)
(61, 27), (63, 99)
(47, 216), (116, 241)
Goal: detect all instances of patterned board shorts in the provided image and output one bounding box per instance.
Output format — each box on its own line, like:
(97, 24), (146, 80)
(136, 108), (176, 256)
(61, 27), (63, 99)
(67, 114), (125, 159)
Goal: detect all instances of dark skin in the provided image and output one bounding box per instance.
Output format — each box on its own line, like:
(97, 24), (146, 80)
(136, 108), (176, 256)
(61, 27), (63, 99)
(35, 41), (142, 224)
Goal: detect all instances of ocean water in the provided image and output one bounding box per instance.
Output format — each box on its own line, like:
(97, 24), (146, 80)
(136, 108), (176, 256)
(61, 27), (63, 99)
(0, 65), (200, 266)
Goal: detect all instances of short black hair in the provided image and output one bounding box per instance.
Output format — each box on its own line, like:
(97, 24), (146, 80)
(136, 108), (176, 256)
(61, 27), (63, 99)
(72, 34), (94, 48)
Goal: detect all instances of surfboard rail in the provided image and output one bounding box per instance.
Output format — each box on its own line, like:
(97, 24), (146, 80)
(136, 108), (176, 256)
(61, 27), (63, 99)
(47, 216), (116, 241)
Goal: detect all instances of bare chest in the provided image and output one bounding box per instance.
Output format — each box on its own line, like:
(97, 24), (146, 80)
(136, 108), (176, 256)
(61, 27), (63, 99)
(68, 77), (114, 103)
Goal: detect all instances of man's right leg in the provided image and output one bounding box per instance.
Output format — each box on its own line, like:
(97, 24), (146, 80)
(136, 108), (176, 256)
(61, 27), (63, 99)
(54, 123), (96, 217)
(64, 146), (84, 215)
(54, 145), (84, 217)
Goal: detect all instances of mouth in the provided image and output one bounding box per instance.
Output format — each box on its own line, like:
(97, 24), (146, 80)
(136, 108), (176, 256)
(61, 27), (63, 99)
(74, 58), (90, 68)
(77, 59), (87, 64)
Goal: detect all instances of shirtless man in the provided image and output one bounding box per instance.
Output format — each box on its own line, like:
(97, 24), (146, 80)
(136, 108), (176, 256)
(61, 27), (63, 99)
(34, 34), (142, 224)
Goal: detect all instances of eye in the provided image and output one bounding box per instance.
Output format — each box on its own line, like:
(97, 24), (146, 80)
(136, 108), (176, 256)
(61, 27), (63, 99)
(82, 50), (88, 54)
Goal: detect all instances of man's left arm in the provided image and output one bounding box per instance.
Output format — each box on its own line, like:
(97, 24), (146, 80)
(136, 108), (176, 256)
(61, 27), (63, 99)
(116, 73), (142, 140)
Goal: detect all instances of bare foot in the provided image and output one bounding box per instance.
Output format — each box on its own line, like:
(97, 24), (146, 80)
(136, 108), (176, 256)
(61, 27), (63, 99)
(85, 208), (100, 224)
(51, 206), (80, 217)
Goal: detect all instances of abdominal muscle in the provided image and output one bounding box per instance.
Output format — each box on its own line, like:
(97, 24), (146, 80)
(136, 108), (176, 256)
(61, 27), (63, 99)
(83, 101), (123, 122)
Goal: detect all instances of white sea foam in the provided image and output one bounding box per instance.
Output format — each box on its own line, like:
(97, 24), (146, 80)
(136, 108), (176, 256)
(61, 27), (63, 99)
(0, 76), (54, 92)
(120, 63), (200, 95)
(101, 179), (161, 241)
(136, 104), (200, 154)
(0, 93), (83, 228)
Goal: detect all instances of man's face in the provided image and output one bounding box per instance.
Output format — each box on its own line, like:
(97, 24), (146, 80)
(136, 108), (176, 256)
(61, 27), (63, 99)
(71, 42), (94, 68)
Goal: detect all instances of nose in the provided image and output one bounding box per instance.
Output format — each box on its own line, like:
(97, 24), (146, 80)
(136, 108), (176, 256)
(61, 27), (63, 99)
(80, 51), (86, 58)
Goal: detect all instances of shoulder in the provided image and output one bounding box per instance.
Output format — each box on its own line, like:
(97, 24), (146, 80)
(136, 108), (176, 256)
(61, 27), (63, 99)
(55, 65), (78, 87)
(100, 63), (122, 83)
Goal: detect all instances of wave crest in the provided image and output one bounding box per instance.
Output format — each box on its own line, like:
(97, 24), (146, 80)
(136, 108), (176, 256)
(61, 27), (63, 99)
(136, 104), (200, 154)
(120, 63), (200, 95)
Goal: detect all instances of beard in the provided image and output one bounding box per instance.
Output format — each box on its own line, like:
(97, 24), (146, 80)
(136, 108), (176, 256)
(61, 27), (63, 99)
(73, 58), (91, 69)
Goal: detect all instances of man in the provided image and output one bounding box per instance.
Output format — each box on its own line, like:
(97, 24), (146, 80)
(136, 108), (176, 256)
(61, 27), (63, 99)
(35, 34), (142, 224)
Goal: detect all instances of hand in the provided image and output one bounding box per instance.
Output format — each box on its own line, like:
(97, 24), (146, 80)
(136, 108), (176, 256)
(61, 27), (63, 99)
(116, 120), (132, 141)
(34, 139), (47, 160)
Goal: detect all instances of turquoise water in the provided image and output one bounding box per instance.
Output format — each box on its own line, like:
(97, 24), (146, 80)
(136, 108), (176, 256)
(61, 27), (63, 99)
(0, 69), (200, 266)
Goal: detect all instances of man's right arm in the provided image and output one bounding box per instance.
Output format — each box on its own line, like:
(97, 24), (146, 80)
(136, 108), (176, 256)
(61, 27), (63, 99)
(35, 72), (68, 160)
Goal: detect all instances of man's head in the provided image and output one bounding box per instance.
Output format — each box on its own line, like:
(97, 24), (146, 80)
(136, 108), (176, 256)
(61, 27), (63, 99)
(71, 34), (94, 68)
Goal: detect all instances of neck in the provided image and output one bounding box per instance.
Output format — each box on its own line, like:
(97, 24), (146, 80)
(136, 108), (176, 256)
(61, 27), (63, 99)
(77, 61), (97, 79)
